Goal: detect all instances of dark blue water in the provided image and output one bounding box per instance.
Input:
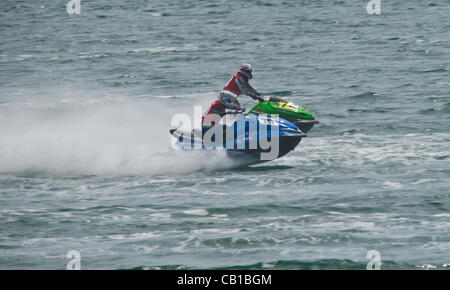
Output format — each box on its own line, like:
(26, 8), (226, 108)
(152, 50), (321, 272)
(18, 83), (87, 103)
(0, 0), (449, 269)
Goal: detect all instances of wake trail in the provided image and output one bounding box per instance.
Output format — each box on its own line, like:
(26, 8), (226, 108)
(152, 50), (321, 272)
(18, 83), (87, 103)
(0, 92), (232, 176)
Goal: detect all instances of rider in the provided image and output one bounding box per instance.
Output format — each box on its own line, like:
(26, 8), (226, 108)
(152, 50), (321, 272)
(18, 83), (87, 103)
(202, 90), (242, 126)
(223, 63), (263, 101)
(202, 64), (263, 129)
(201, 90), (243, 142)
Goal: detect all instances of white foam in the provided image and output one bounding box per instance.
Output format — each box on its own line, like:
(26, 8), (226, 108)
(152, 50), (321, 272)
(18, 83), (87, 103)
(130, 45), (198, 54)
(417, 264), (437, 269)
(433, 213), (450, 217)
(382, 181), (403, 189)
(285, 133), (450, 168)
(183, 209), (209, 216)
(0, 92), (233, 176)
(150, 212), (172, 219)
(211, 214), (228, 219)
(135, 245), (159, 254)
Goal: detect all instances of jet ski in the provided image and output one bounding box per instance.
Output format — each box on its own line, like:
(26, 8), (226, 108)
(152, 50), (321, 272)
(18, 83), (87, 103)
(169, 113), (306, 166)
(248, 96), (318, 133)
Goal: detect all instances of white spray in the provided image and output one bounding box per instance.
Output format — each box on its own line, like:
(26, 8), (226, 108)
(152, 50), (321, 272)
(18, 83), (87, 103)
(0, 91), (232, 175)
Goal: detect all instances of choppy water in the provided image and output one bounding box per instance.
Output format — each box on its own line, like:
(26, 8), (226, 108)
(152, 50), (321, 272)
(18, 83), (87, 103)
(0, 0), (449, 269)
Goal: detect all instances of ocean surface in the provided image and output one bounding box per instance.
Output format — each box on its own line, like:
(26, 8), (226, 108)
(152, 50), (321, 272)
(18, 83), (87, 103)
(0, 0), (449, 269)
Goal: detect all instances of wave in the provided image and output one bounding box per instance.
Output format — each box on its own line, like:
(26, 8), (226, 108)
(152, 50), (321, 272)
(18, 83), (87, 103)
(347, 108), (393, 113)
(348, 92), (380, 99)
(276, 133), (450, 168)
(128, 45), (199, 54)
(126, 259), (418, 270)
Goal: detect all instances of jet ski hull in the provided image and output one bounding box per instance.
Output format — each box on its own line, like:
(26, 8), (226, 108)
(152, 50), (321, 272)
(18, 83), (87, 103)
(249, 97), (318, 132)
(284, 118), (319, 133)
(223, 133), (304, 165)
(169, 115), (305, 166)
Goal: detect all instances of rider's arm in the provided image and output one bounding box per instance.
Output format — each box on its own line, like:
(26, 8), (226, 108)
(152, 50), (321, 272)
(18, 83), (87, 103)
(212, 104), (225, 116)
(235, 77), (260, 99)
(246, 82), (259, 98)
(224, 108), (245, 114)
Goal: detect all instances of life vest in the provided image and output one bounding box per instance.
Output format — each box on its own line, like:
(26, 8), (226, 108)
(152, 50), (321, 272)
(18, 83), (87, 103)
(223, 72), (247, 96)
(202, 100), (226, 123)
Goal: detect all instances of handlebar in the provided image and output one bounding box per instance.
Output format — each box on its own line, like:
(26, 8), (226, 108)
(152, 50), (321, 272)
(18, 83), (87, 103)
(250, 93), (265, 102)
(225, 109), (247, 115)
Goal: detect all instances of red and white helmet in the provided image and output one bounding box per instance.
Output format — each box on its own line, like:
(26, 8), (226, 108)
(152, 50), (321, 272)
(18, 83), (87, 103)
(239, 63), (254, 79)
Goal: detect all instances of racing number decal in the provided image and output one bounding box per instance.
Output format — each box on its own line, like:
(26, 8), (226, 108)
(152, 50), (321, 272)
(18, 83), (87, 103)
(278, 102), (298, 110)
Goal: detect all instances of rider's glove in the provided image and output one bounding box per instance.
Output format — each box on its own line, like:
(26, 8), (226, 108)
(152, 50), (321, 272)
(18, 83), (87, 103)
(256, 93), (264, 102)
(235, 107), (246, 114)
